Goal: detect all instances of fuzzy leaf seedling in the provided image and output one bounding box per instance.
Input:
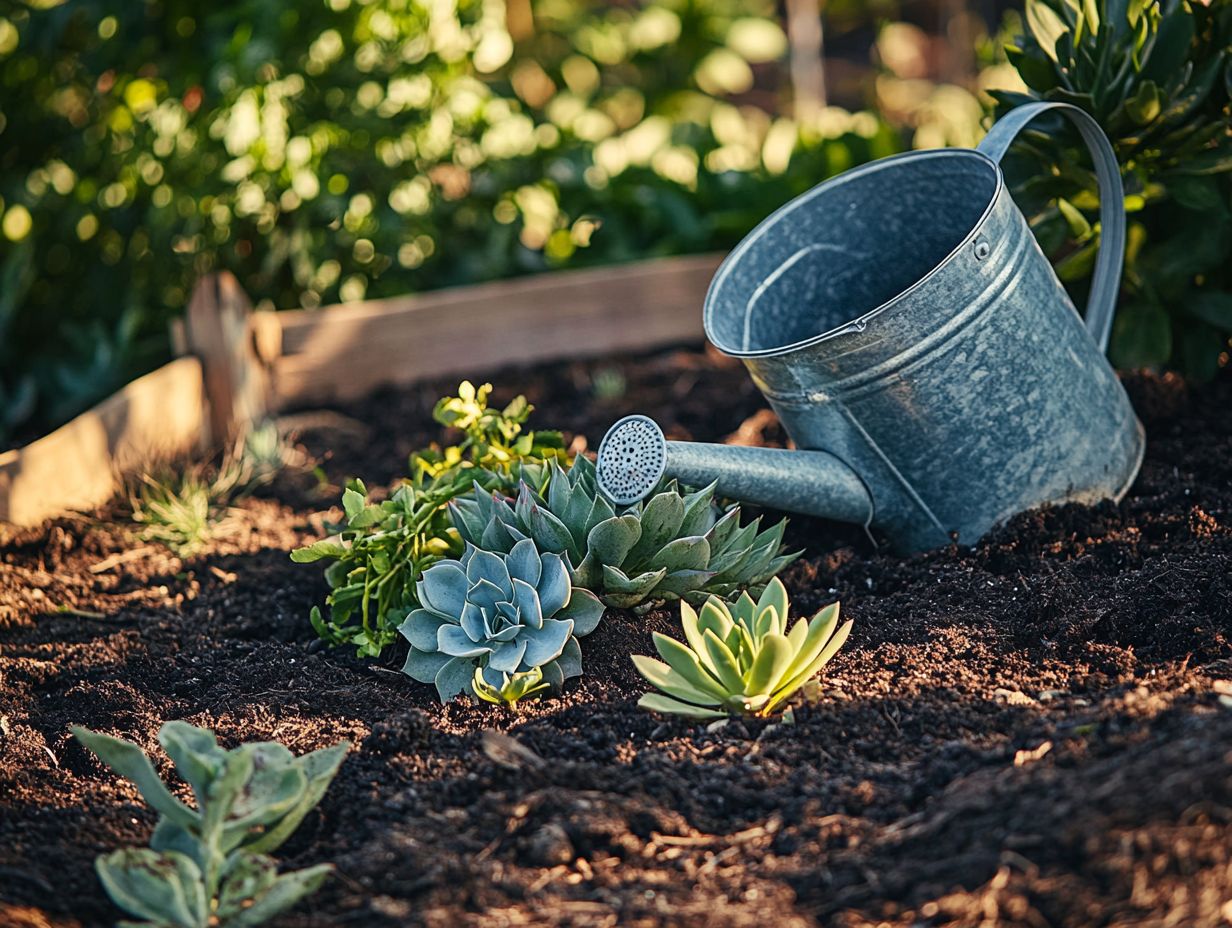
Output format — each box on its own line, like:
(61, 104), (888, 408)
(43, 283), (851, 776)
(73, 721), (348, 928)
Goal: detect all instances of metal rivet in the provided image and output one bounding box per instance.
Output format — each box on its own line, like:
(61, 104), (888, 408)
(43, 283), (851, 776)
(974, 238), (991, 261)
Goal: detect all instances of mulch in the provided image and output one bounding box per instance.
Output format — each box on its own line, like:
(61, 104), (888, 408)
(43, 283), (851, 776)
(1, 345), (1229, 927)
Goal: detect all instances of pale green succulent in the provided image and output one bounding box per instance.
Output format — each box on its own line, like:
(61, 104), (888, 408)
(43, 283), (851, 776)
(472, 665), (551, 707)
(449, 456), (798, 610)
(633, 578), (852, 719)
(399, 538), (605, 703)
(72, 722), (348, 928)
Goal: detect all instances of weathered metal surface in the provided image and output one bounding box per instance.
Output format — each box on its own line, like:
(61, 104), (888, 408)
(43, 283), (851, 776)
(597, 102), (1145, 553)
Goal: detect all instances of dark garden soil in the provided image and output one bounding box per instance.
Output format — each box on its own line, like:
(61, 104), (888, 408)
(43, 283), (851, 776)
(1, 345), (1230, 928)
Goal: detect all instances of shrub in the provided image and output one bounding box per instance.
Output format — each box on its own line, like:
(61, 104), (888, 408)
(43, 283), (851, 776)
(0, 0), (899, 447)
(995, 0), (1232, 376)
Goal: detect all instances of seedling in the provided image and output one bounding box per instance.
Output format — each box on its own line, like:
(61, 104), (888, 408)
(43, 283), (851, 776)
(128, 420), (291, 555)
(472, 666), (552, 708)
(73, 721), (348, 928)
(129, 472), (215, 554)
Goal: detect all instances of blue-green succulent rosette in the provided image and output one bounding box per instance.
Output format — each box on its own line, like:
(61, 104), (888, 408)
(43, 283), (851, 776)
(399, 539), (605, 702)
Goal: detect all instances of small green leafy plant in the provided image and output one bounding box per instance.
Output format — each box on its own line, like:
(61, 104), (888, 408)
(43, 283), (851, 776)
(72, 721), (348, 928)
(450, 456), (799, 610)
(472, 666), (552, 708)
(995, 0), (1232, 375)
(634, 578), (851, 719)
(129, 421), (290, 555)
(130, 472), (215, 555)
(400, 539), (604, 703)
(293, 382), (564, 657)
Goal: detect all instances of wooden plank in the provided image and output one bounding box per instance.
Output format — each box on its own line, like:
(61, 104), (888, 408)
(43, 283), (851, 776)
(271, 253), (722, 407)
(186, 271), (270, 443)
(0, 358), (206, 526)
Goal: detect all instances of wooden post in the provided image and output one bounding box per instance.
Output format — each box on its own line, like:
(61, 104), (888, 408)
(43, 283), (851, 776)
(787, 0), (827, 121)
(185, 271), (274, 446)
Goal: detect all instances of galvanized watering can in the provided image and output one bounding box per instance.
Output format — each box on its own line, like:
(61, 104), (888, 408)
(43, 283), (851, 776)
(596, 102), (1145, 553)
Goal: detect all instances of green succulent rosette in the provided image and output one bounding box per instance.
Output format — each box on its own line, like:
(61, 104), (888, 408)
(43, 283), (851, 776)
(399, 538), (604, 702)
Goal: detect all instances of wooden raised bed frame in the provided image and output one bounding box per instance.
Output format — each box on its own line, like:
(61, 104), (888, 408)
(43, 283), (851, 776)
(0, 254), (722, 527)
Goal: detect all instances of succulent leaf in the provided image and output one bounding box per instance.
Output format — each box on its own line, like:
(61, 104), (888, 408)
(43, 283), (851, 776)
(697, 599), (734, 641)
(765, 620), (853, 715)
(744, 633), (794, 696)
(96, 848), (207, 928)
(245, 742), (348, 856)
(555, 636), (584, 679)
(158, 722), (226, 810)
(755, 578), (790, 631)
(679, 601), (707, 655)
(651, 536), (711, 573)
(628, 492), (686, 561)
(651, 569), (717, 599)
(418, 562), (469, 619)
(701, 630), (746, 694)
(631, 655), (721, 706)
(72, 727), (200, 829)
(434, 656), (477, 702)
(637, 692), (726, 720)
(558, 587), (604, 636)
(651, 632), (729, 700)
(678, 483), (719, 536)
(601, 565), (668, 599)
(216, 853), (278, 920)
(587, 515), (642, 567)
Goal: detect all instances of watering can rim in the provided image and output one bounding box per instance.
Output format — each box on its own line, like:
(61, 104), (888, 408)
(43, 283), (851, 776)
(704, 146), (1006, 361)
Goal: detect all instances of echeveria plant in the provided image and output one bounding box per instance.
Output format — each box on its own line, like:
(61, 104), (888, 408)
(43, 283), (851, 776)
(399, 539), (604, 702)
(450, 456), (799, 610)
(634, 578), (851, 719)
(72, 722), (348, 928)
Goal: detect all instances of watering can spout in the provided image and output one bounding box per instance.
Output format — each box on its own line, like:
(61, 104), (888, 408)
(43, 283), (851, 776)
(596, 415), (874, 526)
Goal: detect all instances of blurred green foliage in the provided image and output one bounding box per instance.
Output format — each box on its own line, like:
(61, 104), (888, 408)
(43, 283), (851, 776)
(0, 0), (900, 447)
(994, 0), (1232, 377)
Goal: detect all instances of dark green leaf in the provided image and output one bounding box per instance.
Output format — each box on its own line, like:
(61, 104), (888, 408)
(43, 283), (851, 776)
(1110, 299), (1173, 368)
(1140, 4), (1195, 83)
(1188, 292), (1232, 332)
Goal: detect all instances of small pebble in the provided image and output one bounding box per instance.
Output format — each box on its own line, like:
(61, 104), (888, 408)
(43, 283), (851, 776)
(527, 823), (574, 867)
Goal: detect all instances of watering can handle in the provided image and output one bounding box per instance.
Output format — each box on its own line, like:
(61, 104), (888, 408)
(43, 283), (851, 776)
(977, 102), (1125, 354)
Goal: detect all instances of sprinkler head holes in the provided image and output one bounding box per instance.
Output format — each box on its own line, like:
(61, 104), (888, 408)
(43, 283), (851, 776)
(597, 415), (667, 505)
